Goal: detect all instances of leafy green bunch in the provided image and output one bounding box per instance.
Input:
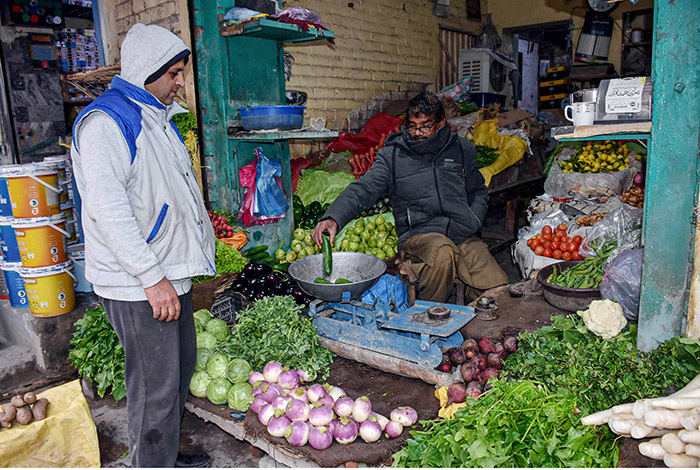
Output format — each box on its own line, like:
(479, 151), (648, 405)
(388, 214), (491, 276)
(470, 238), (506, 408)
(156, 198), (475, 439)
(69, 306), (126, 403)
(193, 240), (248, 284)
(475, 144), (500, 168)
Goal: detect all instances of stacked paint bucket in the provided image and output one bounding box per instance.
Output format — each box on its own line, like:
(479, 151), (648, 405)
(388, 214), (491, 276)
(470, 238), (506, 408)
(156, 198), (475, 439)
(0, 158), (77, 317)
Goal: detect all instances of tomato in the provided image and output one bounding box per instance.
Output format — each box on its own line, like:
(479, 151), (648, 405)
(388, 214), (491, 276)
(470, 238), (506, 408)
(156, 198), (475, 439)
(560, 235), (571, 244)
(572, 251), (582, 261)
(535, 234), (543, 241)
(543, 233), (552, 241)
(527, 239), (534, 248)
(554, 229), (565, 238)
(553, 236), (561, 243)
(542, 225), (553, 235)
(543, 248), (553, 258)
(573, 235), (583, 245)
(543, 241), (552, 250)
(534, 245), (544, 256)
(553, 249), (563, 259)
(557, 223), (568, 231)
(551, 241), (560, 250)
(562, 251), (572, 261)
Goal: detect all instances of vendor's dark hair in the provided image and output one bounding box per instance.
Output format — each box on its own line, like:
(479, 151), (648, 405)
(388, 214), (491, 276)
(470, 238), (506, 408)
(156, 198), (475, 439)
(406, 92), (445, 122)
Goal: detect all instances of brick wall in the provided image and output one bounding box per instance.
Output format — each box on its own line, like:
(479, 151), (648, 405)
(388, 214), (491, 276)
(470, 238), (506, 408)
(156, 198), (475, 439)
(285, 0), (482, 133)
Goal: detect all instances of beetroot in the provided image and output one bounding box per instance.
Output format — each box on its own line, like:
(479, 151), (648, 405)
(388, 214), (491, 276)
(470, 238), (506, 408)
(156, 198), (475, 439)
(465, 381), (482, 398)
(460, 338), (478, 353)
(465, 349), (477, 359)
(446, 383), (467, 405)
(446, 347), (466, 365)
(438, 361), (452, 372)
(494, 342), (507, 359)
(481, 367), (500, 382)
(470, 354), (487, 370)
(486, 353), (503, 370)
(503, 336), (518, 353)
(460, 364), (478, 383)
(479, 337), (496, 354)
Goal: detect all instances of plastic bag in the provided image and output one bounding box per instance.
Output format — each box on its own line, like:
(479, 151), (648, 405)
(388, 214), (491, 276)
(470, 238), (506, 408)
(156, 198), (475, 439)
(600, 248), (643, 321)
(237, 156), (275, 227)
(579, 204), (643, 266)
(517, 208), (571, 241)
(437, 76), (473, 103)
(254, 147), (287, 218)
(361, 274), (409, 312)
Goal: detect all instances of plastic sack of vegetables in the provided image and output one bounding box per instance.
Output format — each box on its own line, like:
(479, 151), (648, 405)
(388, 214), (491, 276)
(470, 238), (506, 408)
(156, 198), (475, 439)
(254, 146), (288, 218)
(600, 248), (643, 321)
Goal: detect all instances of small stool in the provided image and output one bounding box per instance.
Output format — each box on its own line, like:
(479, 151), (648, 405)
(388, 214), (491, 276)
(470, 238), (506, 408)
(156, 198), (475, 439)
(395, 258), (466, 306)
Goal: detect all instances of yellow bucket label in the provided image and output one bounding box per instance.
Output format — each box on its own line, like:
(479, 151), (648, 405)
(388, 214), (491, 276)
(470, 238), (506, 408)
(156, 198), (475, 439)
(24, 270), (75, 318)
(7, 174), (60, 218)
(15, 222), (68, 267)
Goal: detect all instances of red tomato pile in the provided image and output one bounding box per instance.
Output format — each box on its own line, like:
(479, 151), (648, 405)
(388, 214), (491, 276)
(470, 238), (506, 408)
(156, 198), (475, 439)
(526, 223), (583, 260)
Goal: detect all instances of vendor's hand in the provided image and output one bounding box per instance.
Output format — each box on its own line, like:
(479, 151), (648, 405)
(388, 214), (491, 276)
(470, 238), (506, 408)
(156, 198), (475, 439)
(145, 277), (180, 322)
(311, 218), (338, 248)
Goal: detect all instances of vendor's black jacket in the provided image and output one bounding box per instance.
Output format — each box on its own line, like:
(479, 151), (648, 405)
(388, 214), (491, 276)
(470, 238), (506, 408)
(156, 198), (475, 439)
(323, 124), (489, 249)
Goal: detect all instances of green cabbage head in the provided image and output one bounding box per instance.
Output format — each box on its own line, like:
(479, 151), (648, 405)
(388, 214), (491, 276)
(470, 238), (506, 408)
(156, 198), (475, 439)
(205, 318), (229, 342)
(189, 371), (211, 398)
(195, 348), (212, 372)
(206, 353), (229, 378)
(196, 331), (217, 349)
(226, 358), (252, 384)
(193, 309), (212, 329)
(227, 382), (253, 411)
(207, 378), (232, 405)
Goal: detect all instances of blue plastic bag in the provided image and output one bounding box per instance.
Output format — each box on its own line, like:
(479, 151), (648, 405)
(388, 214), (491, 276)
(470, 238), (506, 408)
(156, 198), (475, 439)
(254, 147), (288, 217)
(361, 274), (409, 312)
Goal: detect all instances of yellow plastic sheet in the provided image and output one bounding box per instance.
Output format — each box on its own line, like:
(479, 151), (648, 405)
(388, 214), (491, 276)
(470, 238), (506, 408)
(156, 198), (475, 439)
(0, 379), (100, 468)
(474, 119), (528, 186)
(434, 385), (469, 419)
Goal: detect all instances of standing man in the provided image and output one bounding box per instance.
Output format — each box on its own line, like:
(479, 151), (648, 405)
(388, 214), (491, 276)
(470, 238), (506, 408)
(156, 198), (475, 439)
(71, 23), (215, 468)
(312, 92), (508, 302)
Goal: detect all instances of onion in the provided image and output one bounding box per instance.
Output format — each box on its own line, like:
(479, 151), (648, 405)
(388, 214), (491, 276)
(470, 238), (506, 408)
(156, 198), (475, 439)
(334, 396), (354, 418)
(634, 172), (644, 188)
(317, 393), (335, 408)
(248, 371), (264, 387)
(278, 369), (300, 390)
(369, 412), (389, 430)
(333, 417), (358, 444)
(359, 418), (382, 443)
(285, 399), (310, 422)
(352, 396), (372, 423)
(390, 406), (418, 426)
(263, 361), (283, 383)
(327, 386), (347, 402)
(285, 420), (309, 447)
(307, 383), (327, 403)
(309, 402), (335, 427)
(258, 403), (275, 425)
(250, 396), (267, 415)
(260, 383), (282, 403)
(309, 426), (333, 450)
(267, 412), (291, 438)
(296, 368), (316, 383)
(385, 420), (403, 438)
(271, 395), (293, 411)
(290, 387), (308, 403)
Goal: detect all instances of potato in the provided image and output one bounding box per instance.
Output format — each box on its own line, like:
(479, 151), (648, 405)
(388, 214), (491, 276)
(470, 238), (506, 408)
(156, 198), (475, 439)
(32, 398), (49, 421)
(10, 395), (24, 408)
(0, 403), (16, 422)
(23, 392), (37, 405)
(15, 405), (33, 425)
(0, 420), (10, 429)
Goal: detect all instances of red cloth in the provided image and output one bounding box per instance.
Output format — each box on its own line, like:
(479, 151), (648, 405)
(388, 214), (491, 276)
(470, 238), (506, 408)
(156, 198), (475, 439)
(291, 157), (311, 192)
(325, 113), (403, 156)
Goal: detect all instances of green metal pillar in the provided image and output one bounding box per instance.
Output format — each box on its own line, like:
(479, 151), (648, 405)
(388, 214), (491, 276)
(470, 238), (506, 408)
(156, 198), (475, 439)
(638, 0), (700, 351)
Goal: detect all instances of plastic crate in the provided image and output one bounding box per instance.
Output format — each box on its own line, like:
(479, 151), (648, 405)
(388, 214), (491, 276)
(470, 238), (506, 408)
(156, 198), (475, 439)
(210, 291), (254, 324)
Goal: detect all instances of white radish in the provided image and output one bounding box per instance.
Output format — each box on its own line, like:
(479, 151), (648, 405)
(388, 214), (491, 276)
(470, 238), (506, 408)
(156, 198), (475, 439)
(650, 398), (700, 410)
(663, 453), (699, 468)
(687, 444), (700, 458)
(644, 409), (688, 429)
(631, 420), (655, 439)
(661, 433), (686, 454)
(609, 418), (635, 435)
(633, 399), (651, 420)
(681, 412), (700, 431)
(612, 403), (635, 415)
(638, 439), (667, 460)
(581, 408), (613, 426)
(679, 430), (700, 444)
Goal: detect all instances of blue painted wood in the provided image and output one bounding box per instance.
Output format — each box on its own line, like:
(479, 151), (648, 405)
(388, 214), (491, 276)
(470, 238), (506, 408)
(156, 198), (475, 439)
(638, 0), (700, 351)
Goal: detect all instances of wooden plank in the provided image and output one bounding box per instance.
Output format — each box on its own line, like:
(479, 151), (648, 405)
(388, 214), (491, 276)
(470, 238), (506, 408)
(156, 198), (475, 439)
(638, 0), (700, 351)
(552, 122), (652, 140)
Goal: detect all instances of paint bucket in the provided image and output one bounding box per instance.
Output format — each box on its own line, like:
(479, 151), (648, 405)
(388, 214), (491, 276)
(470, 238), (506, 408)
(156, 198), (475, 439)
(0, 166), (17, 216)
(37, 159), (70, 204)
(12, 214), (69, 268)
(0, 216), (21, 262)
(4, 164), (61, 218)
(67, 243), (93, 293)
(61, 205), (76, 243)
(20, 260), (76, 317)
(2, 261), (28, 308)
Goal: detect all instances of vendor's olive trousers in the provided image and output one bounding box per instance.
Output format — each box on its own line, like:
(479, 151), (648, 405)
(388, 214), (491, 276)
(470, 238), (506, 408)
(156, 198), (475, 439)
(402, 233), (509, 303)
(101, 291), (196, 468)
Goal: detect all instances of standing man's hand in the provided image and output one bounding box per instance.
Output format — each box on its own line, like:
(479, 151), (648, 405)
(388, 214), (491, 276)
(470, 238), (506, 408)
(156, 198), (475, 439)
(145, 277), (180, 322)
(311, 218), (338, 249)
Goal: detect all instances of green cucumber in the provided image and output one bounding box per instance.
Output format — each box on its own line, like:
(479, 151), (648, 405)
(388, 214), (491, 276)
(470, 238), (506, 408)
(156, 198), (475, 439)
(322, 235), (332, 277)
(244, 245), (269, 256)
(314, 277), (331, 284)
(334, 278), (352, 284)
(258, 256), (276, 266)
(271, 263), (289, 272)
(247, 251), (270, 262)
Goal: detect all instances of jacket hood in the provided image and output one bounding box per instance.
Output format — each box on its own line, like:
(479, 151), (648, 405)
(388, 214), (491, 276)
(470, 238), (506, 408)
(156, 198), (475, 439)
(119, 23), (190, 89)
(385, 124), (457, 159)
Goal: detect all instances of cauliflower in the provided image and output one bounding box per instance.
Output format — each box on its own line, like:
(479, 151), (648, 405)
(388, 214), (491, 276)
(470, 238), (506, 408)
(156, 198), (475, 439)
(578, 299), (627, 339)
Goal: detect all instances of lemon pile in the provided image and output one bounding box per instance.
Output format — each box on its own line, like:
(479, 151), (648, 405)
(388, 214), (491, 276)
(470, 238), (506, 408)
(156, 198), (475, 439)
(559, 141), (632, 173)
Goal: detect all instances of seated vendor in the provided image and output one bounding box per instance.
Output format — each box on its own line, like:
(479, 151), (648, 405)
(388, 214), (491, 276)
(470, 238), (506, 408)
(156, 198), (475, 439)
(311, 91), (508, 302)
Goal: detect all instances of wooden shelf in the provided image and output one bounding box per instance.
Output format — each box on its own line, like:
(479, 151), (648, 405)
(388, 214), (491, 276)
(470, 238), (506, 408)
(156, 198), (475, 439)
(219, 18), (334, 43)
(227, 129), (339, 141)
(622, 41), (652, 47)
(551, 122), (651, 141)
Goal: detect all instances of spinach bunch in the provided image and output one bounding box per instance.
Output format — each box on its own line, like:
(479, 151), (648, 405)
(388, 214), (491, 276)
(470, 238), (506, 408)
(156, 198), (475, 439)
(224, 295), (333, 380)
(69, 306), (126, 403)
(392, 379), (615, 468)
(475, 144), (500, 168)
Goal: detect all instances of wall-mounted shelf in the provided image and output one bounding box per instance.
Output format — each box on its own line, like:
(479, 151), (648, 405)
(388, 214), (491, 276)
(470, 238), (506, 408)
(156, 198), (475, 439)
(220, 18), (334, 43)
(227, 129), (338, 141)
(552, 122), (651, 141)
(622, 41), (652, 47)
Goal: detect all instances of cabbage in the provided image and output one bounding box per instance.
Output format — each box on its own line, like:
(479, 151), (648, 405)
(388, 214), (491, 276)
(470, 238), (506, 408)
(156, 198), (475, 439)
(227, 382), (253, 411)
(226, 358), (252, 384)
(197, 331), (217, 349)
(206, 353), (229, 378)
(196, 348), (212, 372)
(206, 378), (232, 405)
(189, 371), (211, 398)
(194, 309), (212, 329)
(205, 318), (229, 342)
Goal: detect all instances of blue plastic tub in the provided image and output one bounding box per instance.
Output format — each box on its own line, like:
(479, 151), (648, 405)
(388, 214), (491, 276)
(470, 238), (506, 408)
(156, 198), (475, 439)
(239, 105), (305, 131)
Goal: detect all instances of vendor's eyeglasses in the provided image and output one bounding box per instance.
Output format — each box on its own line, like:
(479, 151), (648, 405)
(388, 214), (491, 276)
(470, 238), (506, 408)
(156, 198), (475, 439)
(407, 121), (436, 133)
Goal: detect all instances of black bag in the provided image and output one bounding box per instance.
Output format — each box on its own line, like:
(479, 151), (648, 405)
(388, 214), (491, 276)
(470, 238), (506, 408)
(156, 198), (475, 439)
(234, 0), (276, 14)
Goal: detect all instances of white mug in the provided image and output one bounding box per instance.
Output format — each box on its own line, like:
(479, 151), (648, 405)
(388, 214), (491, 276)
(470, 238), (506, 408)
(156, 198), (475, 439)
(565, 101), (596, 126)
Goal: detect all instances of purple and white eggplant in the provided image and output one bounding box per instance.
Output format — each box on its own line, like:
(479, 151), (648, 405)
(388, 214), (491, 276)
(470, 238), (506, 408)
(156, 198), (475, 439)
(248, 371), (265, 387)
(307, 383), (327, 404)
(359, 417), (382, 443)
(334, 396), (355, 418)
(309, 402), (335, 427)
(390, 406), (418, 426)
(333, 417), (358, 445)
(250, 396), (267, 415)
(267, 410), (291, 438)
(285, 399), (310, 422)
(285, 420), (310, 447)
(258, 403), (275, 426)
(384, 420), (404, 439)
(352, 396), (372, 423)
(309, 426), (333, 450)
(278, 368), (300, 390)
(263, 361), (283, 383)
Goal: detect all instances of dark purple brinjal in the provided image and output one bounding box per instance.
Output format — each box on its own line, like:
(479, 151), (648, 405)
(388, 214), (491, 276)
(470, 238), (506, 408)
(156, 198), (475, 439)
(291, 288), (306, 304)
(265, 273), (279, 288)
(244, 263), (259, 275)
(232, 281), (245, 292)
(273, 283), (288, 296)
(254, 291), (266, 300)
(240, 286), (253, 298)
(286, 284), (297, 296)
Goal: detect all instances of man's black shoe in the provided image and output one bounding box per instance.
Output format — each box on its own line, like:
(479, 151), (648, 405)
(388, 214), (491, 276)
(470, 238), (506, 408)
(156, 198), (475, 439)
(175, 452), (212, 468)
